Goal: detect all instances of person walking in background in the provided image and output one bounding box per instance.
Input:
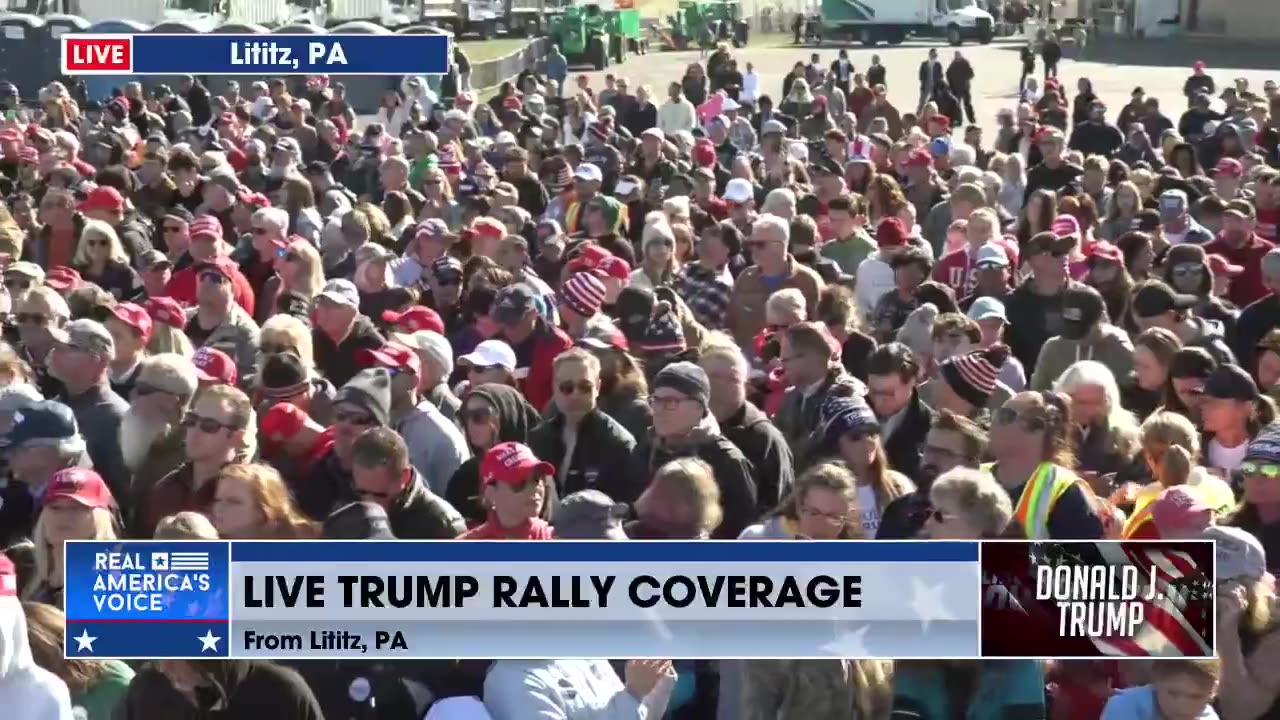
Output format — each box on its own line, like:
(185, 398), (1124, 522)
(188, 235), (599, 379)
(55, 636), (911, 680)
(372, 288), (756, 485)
(918, 48), (944, 115)
(947, 51), (976, 125)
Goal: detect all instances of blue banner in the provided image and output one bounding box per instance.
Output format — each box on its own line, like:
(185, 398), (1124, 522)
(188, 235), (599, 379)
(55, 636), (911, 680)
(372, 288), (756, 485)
(61, 34), (451, 76)
(65, 541), (230, 659)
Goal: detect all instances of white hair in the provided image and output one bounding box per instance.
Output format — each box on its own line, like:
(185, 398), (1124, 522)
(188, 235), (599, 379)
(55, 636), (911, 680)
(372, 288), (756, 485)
(139, 352), (199, 399)
(1055, 359), (1142, 457)
(252, 207), (289, 236)
(53, 131), (79, 156)
(752, 213), (791, 244)
(663, 196), (691, 223)
(950, 144), (977, 167)
(765, 288), (806, 325)
(761, 189), (797, 219)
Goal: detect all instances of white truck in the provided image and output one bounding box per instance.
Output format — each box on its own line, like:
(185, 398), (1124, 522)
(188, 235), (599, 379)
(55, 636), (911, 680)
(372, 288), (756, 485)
(819, 0), (996, 46)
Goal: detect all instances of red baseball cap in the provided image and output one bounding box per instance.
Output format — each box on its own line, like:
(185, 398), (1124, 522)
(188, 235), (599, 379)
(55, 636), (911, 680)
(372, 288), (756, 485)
(1208, 253), (1245, 277)
(480, 442), (554, 487)
(107, 302), (153, 343)
(357, 342), (422, 376)
(381, 306), (444, 335)
(929, 115), (951, 130)
(468, 217), (507, 240)
(596, 255), (632, 281)
(692, 140), (716, 168)
(192, 347), (238, 386)
(43, 467), (113, 509)
(45, 266), (82, 291)
(502, 95), (523, 111)
(77, 187), (124, 214)
(568, 244), (612, 273)
(197, 256), (239, 280)
(145, 296), (186, 329)
(904, 148), (933, 168)
(1087, 241), (1123, 263)
(1215, 158), (1244, 178)
(260, 403), (309, 448)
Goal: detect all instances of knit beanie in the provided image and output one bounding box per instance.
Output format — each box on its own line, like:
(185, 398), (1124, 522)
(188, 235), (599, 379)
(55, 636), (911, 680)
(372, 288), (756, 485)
(1246, 423), (1280, 465)
(260, 352), (310, 399)
(560, 272), (606, 318)
(876, 217), (910, 248)
(819, 395), (879, 444)
(940, 344), (1010, 408)
(333, 368), (393, 427)
(652, 361), (710, 408)
(634, 305), (686, 354)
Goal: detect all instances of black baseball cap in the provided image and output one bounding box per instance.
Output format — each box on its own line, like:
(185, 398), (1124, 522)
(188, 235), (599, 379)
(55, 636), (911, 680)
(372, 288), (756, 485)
(492, 283), (539, 325)
(1204, 365), (1259, 401)
(1135, 209), (1162, 233)
(1132, 282), (1197, 318)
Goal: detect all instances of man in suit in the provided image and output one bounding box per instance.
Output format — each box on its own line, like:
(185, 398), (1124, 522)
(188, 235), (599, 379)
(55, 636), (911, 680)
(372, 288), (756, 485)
(918, 48), (944, 115)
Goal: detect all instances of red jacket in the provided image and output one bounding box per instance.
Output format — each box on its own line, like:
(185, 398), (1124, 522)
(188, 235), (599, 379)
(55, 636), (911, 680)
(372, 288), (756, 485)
(1204, 232), (1276, 307)
(166, 264), (257, 317)
(458, 516), (553, 540)
(508, 321), (573, 412)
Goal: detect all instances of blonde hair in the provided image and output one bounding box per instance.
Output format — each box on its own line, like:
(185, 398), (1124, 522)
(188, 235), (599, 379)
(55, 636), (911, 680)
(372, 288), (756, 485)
(282, 239), (325, 299)
(24, 506), (117, 600)
(260, 314), (316, 370)
(553, 347), (601, 378)
(699, 332), (750, 379)
(778, 462), (863, 538)
(154, 511), (219, 539)
(930, 467), (1013, 537)
(147, 323), (194, 357)
(647, 458), (722, 536)
(72, 219), (129, 267)
(216, 463), (318, 539)
(22, 602), (112, 692)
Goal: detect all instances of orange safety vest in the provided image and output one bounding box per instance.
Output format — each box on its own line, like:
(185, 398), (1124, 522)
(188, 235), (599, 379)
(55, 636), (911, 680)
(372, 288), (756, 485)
(984, 461), (1077, 540)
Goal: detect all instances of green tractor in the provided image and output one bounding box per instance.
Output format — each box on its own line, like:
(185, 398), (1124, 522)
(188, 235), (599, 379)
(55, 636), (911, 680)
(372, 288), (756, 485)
(665, 0), (748, 50)
(547, 4), (612, 70)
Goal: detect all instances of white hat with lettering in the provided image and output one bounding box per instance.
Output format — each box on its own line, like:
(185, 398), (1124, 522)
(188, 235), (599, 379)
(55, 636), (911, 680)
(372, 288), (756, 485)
(425, 697), (493, 720)
(1202, 525), (1266, 580)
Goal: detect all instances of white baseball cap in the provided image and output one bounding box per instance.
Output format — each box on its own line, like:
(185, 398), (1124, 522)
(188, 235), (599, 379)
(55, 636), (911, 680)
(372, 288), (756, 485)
(458, 339), (516, 371)
(574, 163), (602, 183)
(975, 244), (1010, 268)
(724, 178), (754, 204)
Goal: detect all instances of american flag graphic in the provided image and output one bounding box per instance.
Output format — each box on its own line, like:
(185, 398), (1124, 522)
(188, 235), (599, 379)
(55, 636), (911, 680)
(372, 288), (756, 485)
(981, 541), (1214, 658)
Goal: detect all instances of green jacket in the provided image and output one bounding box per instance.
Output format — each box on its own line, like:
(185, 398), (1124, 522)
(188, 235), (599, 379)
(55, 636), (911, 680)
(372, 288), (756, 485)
(73, 660), (134, 720)
(819, 230), (876, 276)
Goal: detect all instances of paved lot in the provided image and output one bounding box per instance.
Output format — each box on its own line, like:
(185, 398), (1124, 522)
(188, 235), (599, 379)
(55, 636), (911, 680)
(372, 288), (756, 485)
(582, 36), (1280, 136)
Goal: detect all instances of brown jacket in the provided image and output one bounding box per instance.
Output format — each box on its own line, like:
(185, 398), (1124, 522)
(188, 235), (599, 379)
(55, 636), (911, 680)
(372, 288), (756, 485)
(727, 256), (826, 349)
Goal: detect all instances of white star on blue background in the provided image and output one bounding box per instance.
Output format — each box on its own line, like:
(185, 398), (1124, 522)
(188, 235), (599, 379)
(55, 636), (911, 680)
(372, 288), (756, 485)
(73, 628), (96, 652)
(198, 630), (222, 653)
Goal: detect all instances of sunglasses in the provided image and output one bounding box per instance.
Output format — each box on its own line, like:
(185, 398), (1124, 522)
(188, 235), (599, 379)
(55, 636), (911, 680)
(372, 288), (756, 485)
(15, 312), (50, 326)
(435, 276), (461, 287)
(558, 380), (594, 396)
(1241, 461), (1280, 478)
(463, 406), (494, 424)
(198, 271), (227, 284)
(334, 409), (377, 426)
(133, 382), (171, 397)
(1172, 265), (1204, 277)
(182, 413), (239, 433)
(3, 279), (30, 291)
(994, 407), (1049, 432)
(87, 239), (109, 248)
(649, 395), (689, 411)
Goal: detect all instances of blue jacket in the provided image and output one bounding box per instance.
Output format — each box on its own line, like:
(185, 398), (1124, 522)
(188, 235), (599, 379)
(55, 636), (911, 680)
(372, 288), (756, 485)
(1101, 685), (1218, 720)
(891, 661), (1044, 720)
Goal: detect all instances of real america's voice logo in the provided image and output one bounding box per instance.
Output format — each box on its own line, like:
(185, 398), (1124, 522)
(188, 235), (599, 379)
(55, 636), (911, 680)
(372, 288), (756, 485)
(92, 548), (213, 613)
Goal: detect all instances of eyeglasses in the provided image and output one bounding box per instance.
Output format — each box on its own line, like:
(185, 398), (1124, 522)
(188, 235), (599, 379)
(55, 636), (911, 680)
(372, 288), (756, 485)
(15, 312), (50, 326)
(334, 409), (377, 426)
(798, 504), (847, 524)
(994, 407), (1049, 432)
(558, 380), (595, 396)
(1172, 265), (1205, 278)
(181, 413), (240, 433)
(259, 343), (296, 355)
(924, 444), (964, 463)
(1241, 461), (1280, 478)
(198, 271), (227, 285)
(649, 395), (689, 411)
(462, 406), (494, 424)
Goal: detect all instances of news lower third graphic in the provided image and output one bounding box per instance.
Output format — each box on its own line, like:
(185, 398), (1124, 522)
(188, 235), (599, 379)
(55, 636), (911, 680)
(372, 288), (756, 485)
(64, 541), (231, 659)
(980, 541), (1215, 658)
(60, 33), (452, 76)
(65, 540), (982, 659)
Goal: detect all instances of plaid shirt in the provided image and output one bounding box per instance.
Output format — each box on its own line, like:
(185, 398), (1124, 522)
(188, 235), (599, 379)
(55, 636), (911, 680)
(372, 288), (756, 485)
(674, 262), (733, 330)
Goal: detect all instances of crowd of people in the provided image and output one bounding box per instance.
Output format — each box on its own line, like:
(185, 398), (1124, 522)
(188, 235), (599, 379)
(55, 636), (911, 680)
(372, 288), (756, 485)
(0, 35), (1276, 720)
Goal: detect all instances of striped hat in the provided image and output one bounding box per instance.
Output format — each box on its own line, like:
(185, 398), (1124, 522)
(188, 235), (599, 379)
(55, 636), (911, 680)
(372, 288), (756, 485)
(560, 272), (606, 318)
(940, 344), (1010, 408)
(189, 215), (222, 241)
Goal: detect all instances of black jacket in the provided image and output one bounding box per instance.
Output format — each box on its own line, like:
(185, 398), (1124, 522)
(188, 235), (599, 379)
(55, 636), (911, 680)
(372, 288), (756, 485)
(918, 60), (943, 93)
(122, 661), (323, 720)
(1233, 294), (1280, 372)
(529, 408), (637, 501)
(629, 421), (758, 539)
(881, 390), (935, 481)
(719, 401), (795, 514)
(945, 58), (974, 93)
(313, 315), (387, 389)
(446, 384), (542, 524)
(390, 469), (467, 539)
(1069, 121), (1124, 158)
(876, 491), (932, 540)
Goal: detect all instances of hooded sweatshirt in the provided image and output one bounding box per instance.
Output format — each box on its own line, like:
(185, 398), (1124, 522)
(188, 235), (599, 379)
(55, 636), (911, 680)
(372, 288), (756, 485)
(0, 558), (73, 720)
(445, 384), (544, 524)
(1030, 324), (1135, 391)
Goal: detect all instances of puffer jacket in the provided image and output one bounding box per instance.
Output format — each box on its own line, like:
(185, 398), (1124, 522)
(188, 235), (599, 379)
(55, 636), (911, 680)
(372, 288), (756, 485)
(388, 468), (467, 539)
(529, 408), (637, 501)
(773, 366), (867, 471)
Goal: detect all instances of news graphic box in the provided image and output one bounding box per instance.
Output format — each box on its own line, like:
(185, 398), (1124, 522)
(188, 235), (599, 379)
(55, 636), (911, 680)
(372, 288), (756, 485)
(61, 33), (452, 76)
(980, 540), (1214, 658)
(227, 540), (981, 659)
(64, 541), (231, 659)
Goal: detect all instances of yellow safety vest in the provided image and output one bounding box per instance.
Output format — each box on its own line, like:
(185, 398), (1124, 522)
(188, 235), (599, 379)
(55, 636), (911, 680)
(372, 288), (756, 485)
(983, 461), (1077, 540)
(565, 201), (583, 235)
(1121, 501), (1156, 538)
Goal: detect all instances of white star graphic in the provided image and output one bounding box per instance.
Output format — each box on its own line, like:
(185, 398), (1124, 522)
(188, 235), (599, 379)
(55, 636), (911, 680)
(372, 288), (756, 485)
(911, 576), (956, 633)
(73, 628), (97, 652)
(198, 630), (222, 653)
(819, 621), (871, 657)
